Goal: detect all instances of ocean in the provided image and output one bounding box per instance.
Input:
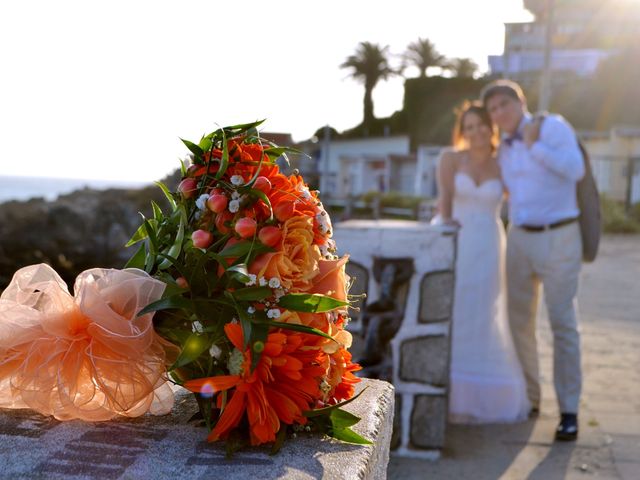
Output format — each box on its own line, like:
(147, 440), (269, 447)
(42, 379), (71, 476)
(0, 176), (152, 204)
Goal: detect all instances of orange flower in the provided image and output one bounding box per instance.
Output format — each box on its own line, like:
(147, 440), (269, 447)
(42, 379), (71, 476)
(249, 216), (321, 291)
(326, 346), (361, 403)
(275, 311), (360, 404)
(184, 323), (327, 446)
(303, 255), (349, 302)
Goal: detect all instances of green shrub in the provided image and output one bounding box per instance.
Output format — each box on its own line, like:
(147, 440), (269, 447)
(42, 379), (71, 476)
(629, 201), (640, 224)
(601, 195), (640, 233)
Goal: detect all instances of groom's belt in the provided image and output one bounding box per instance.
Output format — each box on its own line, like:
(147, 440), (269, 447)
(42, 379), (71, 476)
(519, 217), (578, 232)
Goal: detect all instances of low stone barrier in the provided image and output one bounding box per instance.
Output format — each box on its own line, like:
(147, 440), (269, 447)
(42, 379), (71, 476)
(0, 379), (394, 479)
(333, 220), (456, 460)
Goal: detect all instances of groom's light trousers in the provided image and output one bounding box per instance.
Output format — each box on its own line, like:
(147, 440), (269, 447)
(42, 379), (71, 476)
(506, 222), (582, 414)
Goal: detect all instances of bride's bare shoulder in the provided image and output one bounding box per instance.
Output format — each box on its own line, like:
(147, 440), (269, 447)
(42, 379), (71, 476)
(439, 148), (467, 168)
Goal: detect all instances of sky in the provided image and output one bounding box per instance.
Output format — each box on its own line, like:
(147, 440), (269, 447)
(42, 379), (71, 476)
(0, 1), (533, 182)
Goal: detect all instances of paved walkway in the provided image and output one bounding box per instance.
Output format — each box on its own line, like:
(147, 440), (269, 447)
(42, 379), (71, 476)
(389, 235), (640, 479)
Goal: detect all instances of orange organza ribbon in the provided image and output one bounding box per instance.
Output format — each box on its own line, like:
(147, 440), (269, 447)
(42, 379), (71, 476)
(0, 264), (174, 421)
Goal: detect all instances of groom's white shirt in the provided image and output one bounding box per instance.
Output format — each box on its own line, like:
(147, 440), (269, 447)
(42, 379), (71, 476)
(499, 113), (585, 226)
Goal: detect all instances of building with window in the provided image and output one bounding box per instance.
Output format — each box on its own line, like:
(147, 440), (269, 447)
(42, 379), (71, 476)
(489, 0), (640, 86)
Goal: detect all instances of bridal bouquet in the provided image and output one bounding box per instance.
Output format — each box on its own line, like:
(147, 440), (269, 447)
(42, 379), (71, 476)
(124, 120), (365, 451)
(0, 120), (365, 454)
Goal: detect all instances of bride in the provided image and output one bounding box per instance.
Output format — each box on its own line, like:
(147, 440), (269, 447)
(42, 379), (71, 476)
(436, 102), (529, 423)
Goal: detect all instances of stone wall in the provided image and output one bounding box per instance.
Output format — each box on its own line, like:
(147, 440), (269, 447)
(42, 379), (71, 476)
(333, 220), (457, 459)
(0, 379), (394, 479)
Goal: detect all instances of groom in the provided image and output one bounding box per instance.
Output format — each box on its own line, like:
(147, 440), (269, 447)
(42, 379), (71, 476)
(481, 80), (584, 441)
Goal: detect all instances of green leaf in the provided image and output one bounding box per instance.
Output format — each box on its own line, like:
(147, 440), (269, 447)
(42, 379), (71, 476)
(158, 218), (185, 270)
(218, 240), (264, 258)
(329, 427), (372, 445)
(199, 136), (213, 153)
(137, 295), (192, 317)
(215, 129), (229, 180)
(227, 263), (250, 284)
(125, 221), (149, 247)
(181, 138), (204, 158)
(151, 200), (164, 221)
(263, 146), (303, 159)
(143, 219), (159, 254)
(277, 293), (349, 313)
(155, 181), (177, 211)
(170, 333), (210, 369)
(124, 242), (146, 269)
(235, 303), (253, 350)
(270, 426), (288, 456)
(249, 321), (268, 373)
(222, 119), (266, 132)
(231, 286), (272, 301)
(329, 408), (360, 429)
(265, 320), (335, 342)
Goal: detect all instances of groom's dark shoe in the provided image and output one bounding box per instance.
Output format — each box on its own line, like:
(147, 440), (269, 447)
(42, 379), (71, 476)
(555, 413), (578, 441)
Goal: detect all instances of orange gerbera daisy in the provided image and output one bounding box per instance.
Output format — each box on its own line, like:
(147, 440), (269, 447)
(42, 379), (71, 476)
(184, 323), (327, 446)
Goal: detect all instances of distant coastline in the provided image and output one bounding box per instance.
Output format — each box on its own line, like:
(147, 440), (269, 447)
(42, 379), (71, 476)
(0, 175), (151, 204)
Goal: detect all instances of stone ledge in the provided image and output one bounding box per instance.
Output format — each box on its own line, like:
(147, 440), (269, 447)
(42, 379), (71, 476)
(0, 379), (394, 480)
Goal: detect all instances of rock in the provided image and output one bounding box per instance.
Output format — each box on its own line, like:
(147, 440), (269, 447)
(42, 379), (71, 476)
(418, 270), (454, 323)
(0, 172), (179, 290)
(409, 395), (447, 449)
(399, 336), (449, 386)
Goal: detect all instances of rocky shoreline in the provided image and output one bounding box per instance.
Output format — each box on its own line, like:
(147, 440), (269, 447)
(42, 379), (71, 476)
(0, 173), (179, 290)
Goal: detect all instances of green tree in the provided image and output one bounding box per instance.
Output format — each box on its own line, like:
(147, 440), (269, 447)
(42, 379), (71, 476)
(446, 58), (479, 78)
(341, 42), (395, 130)
(403, 38), (446, 77)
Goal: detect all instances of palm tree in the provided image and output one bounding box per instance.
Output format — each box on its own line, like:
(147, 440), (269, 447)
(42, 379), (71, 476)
(341, 42), (395, 130)
(446, 58), (479, 78)
(403, 38), (446, 77)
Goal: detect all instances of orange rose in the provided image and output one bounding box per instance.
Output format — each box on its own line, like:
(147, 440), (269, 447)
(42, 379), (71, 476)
(249, 215), (320, 290)
(303, 255), (349, 302)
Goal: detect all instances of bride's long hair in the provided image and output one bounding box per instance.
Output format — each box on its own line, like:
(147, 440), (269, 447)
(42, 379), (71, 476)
(451, 101), (498, 151)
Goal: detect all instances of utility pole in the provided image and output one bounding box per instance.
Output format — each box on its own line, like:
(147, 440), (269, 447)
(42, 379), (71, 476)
(321, 125), (331, 196)
(538, 0), (555, 112)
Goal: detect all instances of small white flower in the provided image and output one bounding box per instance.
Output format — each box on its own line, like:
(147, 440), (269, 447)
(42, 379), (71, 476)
(209, 344), (222, 359)
(320, 378), (331, 394)
(228, 199), (240, 213)
(231, 191), (241, 200)
(245, 273), (257, 286)
(230, 175), (244, 186)
(267, 308), (281, 319)
(247, 306), (256, 314)
(191, 320), (204, 333)
(195, 193), (210, 211)
(259, 277), (268, 286)
(274, 288), (285, 300)
(268, 277), (281, 289)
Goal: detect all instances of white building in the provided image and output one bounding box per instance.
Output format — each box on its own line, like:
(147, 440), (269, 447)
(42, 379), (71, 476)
(318, 136), (410, 197)
(582, 127), (640, 205)
(489, 0), (639, 85)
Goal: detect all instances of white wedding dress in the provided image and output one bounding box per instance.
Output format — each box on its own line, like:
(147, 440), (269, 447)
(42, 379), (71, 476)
(448, 171), (530, 424)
